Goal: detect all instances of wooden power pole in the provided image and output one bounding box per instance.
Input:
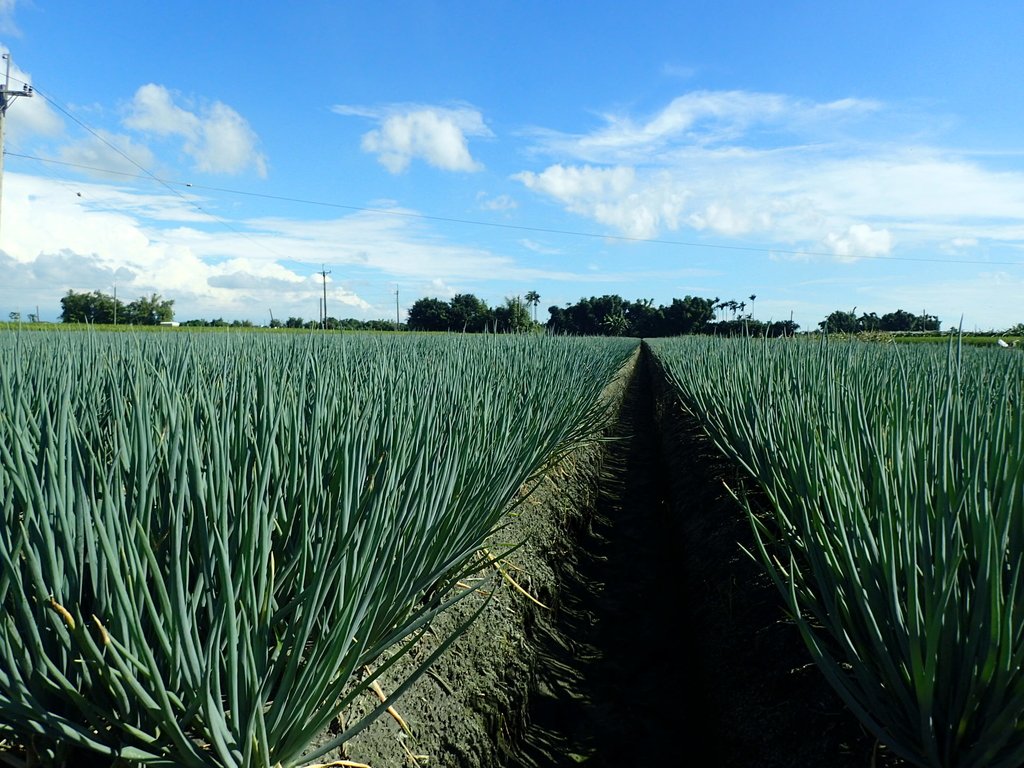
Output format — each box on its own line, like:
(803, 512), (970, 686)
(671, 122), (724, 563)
(0, 53), (33, 243)
(318, 265), (331, 329)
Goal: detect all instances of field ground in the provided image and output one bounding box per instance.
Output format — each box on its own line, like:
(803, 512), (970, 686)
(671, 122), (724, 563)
(322, 346), (906, 768)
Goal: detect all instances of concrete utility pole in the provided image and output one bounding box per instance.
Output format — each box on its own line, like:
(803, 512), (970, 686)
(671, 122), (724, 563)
(318, 265), (331, 329)
(0, 53), (33, 243)
(395, 285), (400, 329)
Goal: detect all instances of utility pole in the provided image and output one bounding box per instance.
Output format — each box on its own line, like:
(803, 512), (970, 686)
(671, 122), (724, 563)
(318, 265), (331, 330)
(0, 53), (33, 244)
(395, 285), (400, 330)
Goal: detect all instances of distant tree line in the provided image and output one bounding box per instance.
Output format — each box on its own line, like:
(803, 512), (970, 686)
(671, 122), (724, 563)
(60, 290), (174, 325)
(47, 288), (972, 339)
(181, 316), (401, 331)
(407, 294), (534, 333)
(545, 294), (798, 338)
(818, 308), (941, 334)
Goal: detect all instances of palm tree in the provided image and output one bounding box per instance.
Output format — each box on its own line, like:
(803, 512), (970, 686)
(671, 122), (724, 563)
(749, 294), (756, 317)
(525, 290), (541, 323)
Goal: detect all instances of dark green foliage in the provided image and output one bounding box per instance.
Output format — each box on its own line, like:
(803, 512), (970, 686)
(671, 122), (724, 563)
(407, 297), (454, 331)
(407, 294), (538, 333)
(818, 308), (941, 333)
(59, 290), (174, 325)
(545, 294), (766, 337)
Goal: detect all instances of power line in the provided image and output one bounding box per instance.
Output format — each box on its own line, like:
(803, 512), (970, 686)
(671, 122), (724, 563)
(8, 151), (1021, 268)
(2, 69), (1020, 271)
(0, 54), (34, 242)
(11, 85), (296, 265)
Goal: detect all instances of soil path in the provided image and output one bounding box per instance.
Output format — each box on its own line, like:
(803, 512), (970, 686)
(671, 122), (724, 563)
(510, 341), (708, 766)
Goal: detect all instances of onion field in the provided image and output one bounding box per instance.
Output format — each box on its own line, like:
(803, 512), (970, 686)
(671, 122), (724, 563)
(0, 330), (636, 768)
(4, 328), (1023, 768)
(647, 335), (1024, 768)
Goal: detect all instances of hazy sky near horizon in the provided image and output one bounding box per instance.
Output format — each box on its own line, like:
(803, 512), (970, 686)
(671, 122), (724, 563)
(1, 1), (1023, 330)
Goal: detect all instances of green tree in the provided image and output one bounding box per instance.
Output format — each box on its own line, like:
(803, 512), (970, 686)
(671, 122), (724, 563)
(601, 311), (628, 336)
(60, 290), (122, 324)
(879, 309), (916, 332)
(524, 290), (541, 323)
(624, 298), (663, 337)
(407, 298), (452, 332)
(493, 296), (531, 332)
(663, 296), (715, 335)
(819, 310), (860, 333)
(123, 293), (174, 325)
(448, 294), (491, 332)
(859, 312), (881, 332)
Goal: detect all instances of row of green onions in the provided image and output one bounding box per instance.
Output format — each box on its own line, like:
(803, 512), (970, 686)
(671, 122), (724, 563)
(647, 335), (1024, 768)
(0, 330), (636, 767)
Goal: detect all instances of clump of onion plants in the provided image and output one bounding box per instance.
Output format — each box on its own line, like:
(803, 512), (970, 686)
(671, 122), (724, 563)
(648, 335), (1024, 768)
(0, 330), (635, 767)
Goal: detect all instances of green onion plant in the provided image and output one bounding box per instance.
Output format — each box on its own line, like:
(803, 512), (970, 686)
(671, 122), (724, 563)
(648, 335), (1024, 768)
(0, 330), (635, 767)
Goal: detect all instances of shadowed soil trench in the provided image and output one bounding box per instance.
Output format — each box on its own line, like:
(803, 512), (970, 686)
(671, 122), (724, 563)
(510, 344), (712, 766)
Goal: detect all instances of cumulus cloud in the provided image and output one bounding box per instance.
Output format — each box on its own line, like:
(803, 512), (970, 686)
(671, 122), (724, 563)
(823, 224), (893, 260)
(57, 130), (159, 179)
(0, 49), (63, 143)
(2, 171), (565, 322)
(0, 0), (18, 34)
(514, 89), (1024, 260)
(514, 164), (688, 239)
(335, 103), (491, 173)
(123, 84), (267, 176)
(0, 249), (125, 294)
(477, 192), (517, 211)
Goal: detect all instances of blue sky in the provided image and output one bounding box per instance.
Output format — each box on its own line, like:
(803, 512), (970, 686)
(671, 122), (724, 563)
(1, 0), (1023, 330)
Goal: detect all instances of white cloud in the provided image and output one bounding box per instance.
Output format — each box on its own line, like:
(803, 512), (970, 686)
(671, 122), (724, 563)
(335, 103), (491, 173)
(0, 49), (63, 143)
(0, 0), (18, 34)
(871, 270), (1024, 332)
(477, 192), (517, 211)
(823, 224), (893, 260)
(57, 130), (158, 179)
(519, 239), (562, 255)
(514, 164), (688, 239)
(124, 84), (199, 136)
(530, 90), (881, 163)
(0, 173), (559, 322)
(123, 84), (267, 177)
(514, 90), (1024, 260)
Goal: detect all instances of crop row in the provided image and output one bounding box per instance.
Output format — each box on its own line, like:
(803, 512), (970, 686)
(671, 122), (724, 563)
(647, 336), (1024, 768)
(0, 330), (637, 768)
